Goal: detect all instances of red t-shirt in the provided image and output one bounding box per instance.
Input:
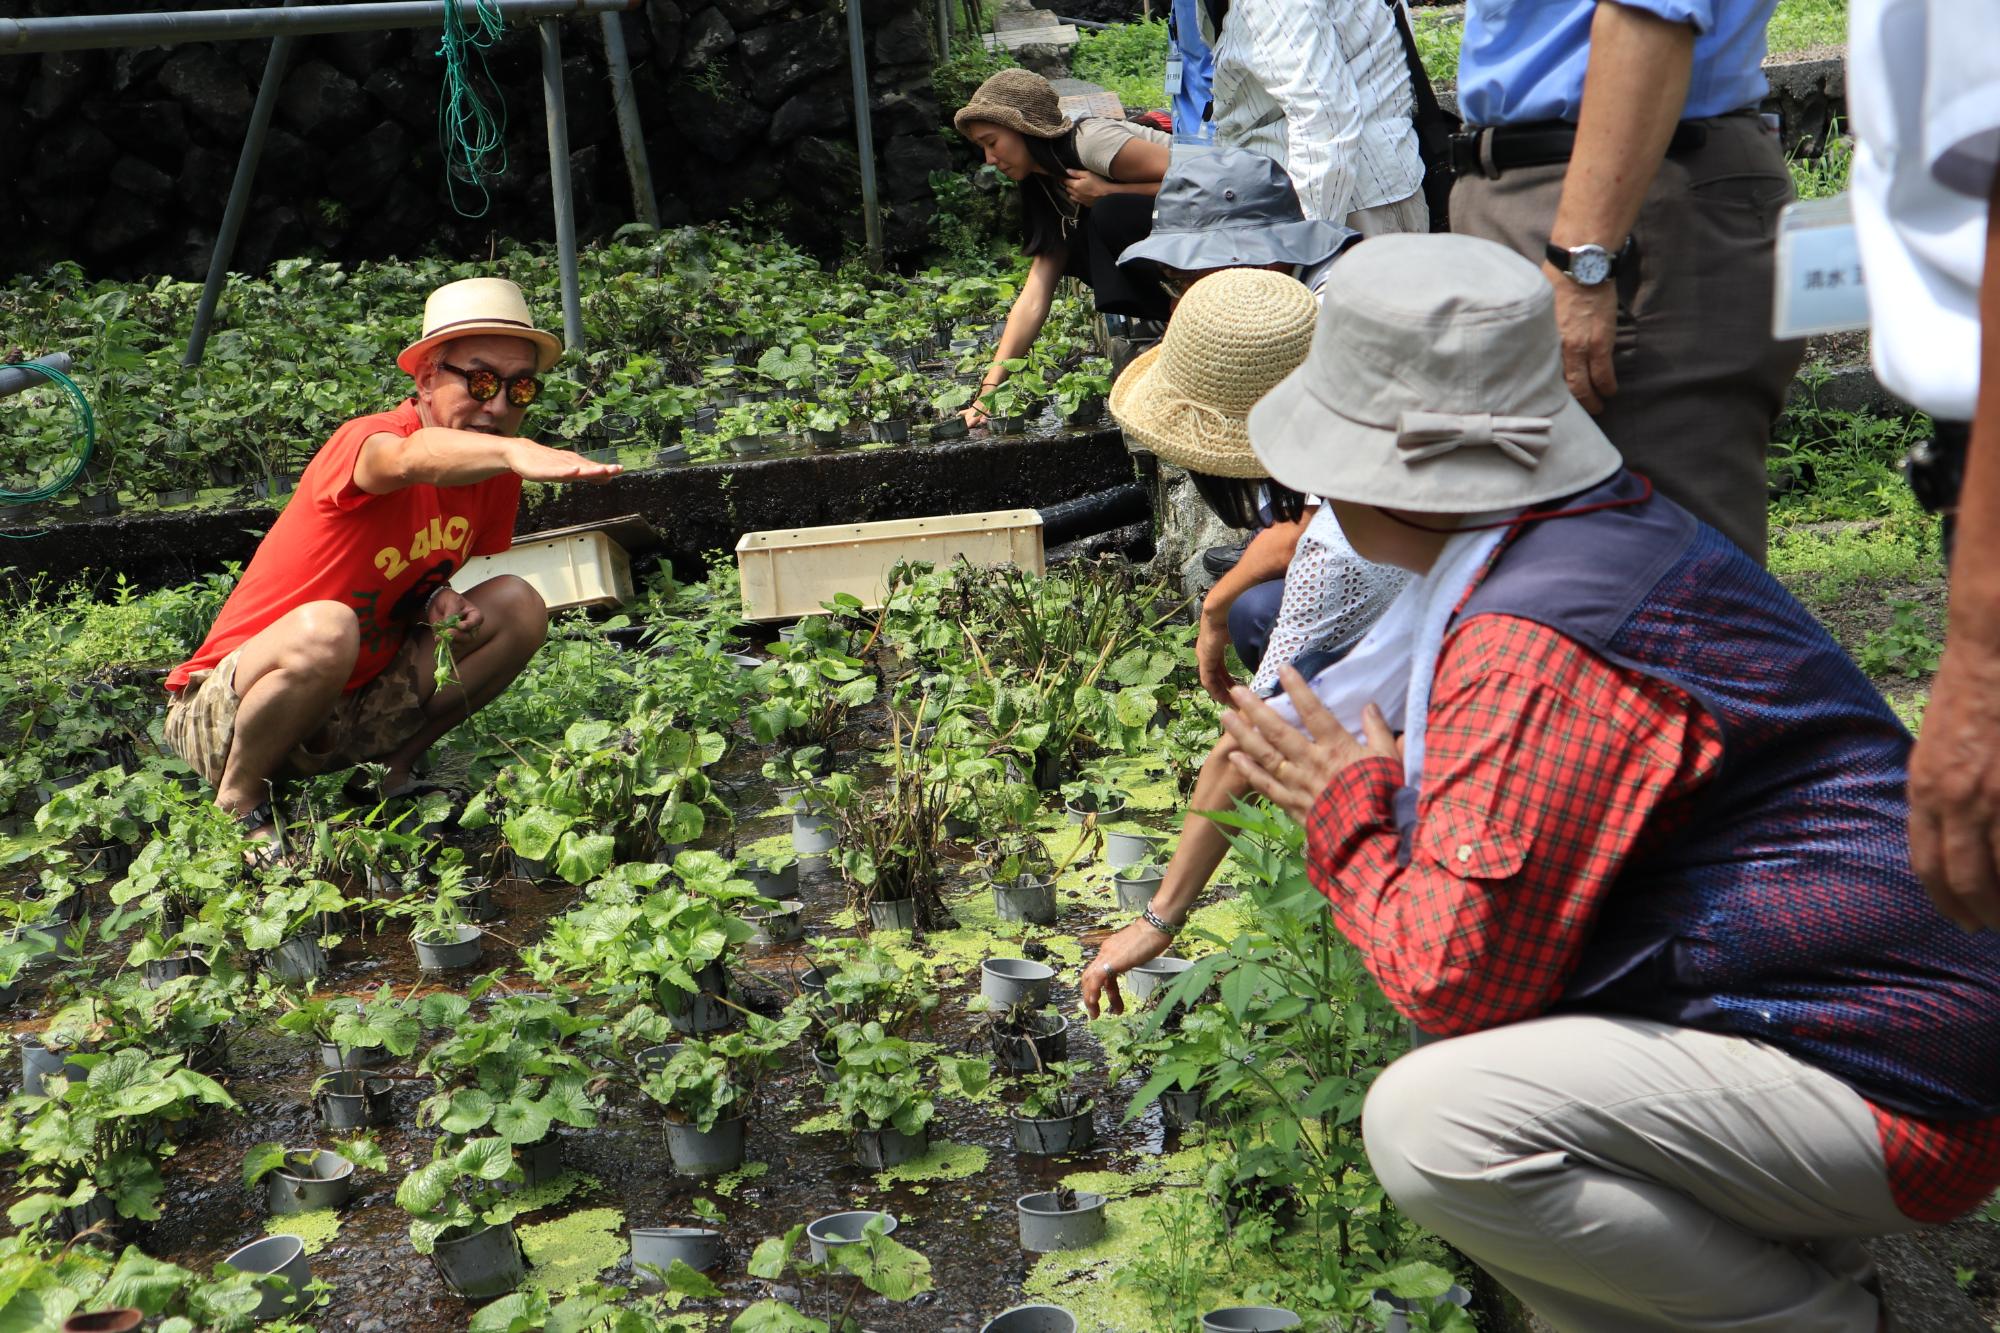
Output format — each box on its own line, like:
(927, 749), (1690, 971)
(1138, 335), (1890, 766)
(166, 402), (522, 694)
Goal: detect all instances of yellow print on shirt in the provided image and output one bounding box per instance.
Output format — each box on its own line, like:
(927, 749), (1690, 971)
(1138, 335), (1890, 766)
(373, 515), (474, 582)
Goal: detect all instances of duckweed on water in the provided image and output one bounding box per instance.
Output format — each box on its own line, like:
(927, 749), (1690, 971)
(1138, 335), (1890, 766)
(873, 1141), (990, 1190)
(712, 1161), (769, 1198)
(267, 1207), (342, 1255)
(518, 1206), (628, 1294)
(486, 1171), (600, 1225)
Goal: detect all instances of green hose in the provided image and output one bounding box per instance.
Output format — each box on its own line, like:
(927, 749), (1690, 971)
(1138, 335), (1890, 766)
(1, 360), (95, 507)
(438, 0), (509, 219)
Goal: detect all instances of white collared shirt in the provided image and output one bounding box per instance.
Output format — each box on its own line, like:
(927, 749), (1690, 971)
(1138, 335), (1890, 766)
(1203, 0), (1424, 223)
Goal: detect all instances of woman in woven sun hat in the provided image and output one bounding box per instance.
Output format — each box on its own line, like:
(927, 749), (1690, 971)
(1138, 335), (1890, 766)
(950, 68), (1170, 427)
(1083, 266), (1407, 1015)
(1191, 232), (2000, 1331)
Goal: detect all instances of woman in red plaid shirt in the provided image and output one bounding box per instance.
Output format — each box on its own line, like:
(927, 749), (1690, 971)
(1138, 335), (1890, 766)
(1116, 234), (2000, 1332)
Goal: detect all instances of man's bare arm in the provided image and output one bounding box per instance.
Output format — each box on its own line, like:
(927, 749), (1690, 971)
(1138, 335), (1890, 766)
(354, 427), (621, 494)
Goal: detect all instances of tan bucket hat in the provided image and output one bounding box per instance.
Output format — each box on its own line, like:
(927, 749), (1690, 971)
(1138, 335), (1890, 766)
(1109, 268), (1318, 478)
(397, 277), (564, 376)
(1249, 234), (1621, 512)
(953, 68), (1070, 141)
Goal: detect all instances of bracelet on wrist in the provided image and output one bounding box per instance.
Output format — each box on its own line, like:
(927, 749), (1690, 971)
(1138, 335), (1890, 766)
(1140, 905), (1181, 937)
(423, 584), (450, 618)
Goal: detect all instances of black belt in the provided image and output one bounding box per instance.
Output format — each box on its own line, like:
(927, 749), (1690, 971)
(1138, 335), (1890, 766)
(1450, 119), (1712, 180)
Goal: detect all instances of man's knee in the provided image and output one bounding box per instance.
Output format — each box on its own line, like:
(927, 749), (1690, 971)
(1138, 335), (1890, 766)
(288, 601), (361, 676)
(1362, 1044), (1489, 1230)
(479, 574), (548, 646)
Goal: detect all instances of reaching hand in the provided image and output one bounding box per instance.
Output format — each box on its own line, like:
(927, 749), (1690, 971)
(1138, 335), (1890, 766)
(1218, 667), (1398, 826)
(1065, 169), (1115, 206)
(507, 439), (623, 484)
(1909, 637), (2000, 931)
(1196, 611), (1238, 705)
(961, 401), (991, 429)
(1080, 917), (1174, 1018)
(1542, 260), (1620, 415)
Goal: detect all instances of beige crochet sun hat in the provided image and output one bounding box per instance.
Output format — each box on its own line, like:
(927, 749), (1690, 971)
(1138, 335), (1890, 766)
(1109, 268), (1318, 479)
(397, 277), (564, 376)
(1249, 233), (1621, 511)
(953, 68), (1070, 141)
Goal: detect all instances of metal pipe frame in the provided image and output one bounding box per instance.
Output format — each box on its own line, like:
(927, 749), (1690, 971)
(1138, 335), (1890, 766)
(540, 18), (586, 352)
(598, 10), (659, 228)
(0, 0), (638, 56)
(844, 0), (884, 265)
(0, 353), (75, 400)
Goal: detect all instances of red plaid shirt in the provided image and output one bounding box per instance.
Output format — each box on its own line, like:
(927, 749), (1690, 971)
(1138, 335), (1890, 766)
(1305, 612), (2000, 1223)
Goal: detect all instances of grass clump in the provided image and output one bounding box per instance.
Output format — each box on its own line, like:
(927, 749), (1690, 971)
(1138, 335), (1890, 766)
(1072, 19), (1170, 113)
(1767, 0), (1846, 54)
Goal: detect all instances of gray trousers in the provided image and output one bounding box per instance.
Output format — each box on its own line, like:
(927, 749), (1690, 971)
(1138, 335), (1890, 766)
(1364, 1015), (1920, 1332)
(1450, 114), (1806, 563)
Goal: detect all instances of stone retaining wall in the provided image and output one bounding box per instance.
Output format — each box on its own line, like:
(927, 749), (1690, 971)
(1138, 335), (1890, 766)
(0, 0), (956, 279)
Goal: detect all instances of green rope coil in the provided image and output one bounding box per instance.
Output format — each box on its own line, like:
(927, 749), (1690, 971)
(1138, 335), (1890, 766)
(438, 0), (510, 219)
(1, 360), (95, 507)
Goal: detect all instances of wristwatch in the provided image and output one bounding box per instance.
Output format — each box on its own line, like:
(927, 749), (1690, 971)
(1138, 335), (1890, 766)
(1544, 237), (1634, 287)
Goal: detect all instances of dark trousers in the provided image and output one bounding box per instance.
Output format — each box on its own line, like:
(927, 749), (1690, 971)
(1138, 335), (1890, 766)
(1083, 193), (1173, 320)
(1226, 576), (1286, 672)
(1450, 113), (1806, 564)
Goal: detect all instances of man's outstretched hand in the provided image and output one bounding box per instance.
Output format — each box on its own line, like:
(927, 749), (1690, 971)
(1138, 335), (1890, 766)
(1218, 667), (1398, 826)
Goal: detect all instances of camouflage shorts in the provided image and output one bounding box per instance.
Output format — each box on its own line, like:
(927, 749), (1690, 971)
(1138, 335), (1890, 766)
(163, 640), (429, 788)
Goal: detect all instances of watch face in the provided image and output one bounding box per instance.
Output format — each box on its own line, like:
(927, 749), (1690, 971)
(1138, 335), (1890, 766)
(1570, 247), (1612, 286)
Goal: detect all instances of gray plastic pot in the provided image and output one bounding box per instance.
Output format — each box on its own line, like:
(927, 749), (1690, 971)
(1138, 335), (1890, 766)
(363, 864), (404, 899)
(1374, 1283), (1472, 1333)
(1016, 1191), (1107, 1252)
(465, 881), (499, 922)
(991, 1010), (1069, 1072)
(432, 1221), (525, 1298)
(413, 923), (483, 972)
(266, 1149), (354, 1215)
(1011, 1105), (1096, 1156)
(510, 851), (548, 882)
(636, 1042), (684, 1075)
(665, 1115), (747, 1177)
(1200, 1309), (1301, 1332)
(992, 879), (1057, 925)
(806, 1210), (898, 1264)
(792, 810), (836, 856)
(511, 1136), (565, 1189)
(55, 1194), (117, 1241)
(853, 1124), (929, 1170)
(981, 1307), (1077, 1333)
(811, 1046), (839, 1081)
(980, 958), (1055, 1009)
(21, 1040), (88, 1096)
(266, 934), (326, 983)
(798, 966), (828, 997)
(943, 814), (977, 840)
(319, 1042), (389, 1073)
(744, 862), (799, 897)
(1158, 1086), (1205, 1130)
(988, 414), (1027, 435)
(930, 417), (970, 442)
(225, 1234), (311, 1319)
(1104, 829), (1166, 870)
(0, 978), (20, 1008)
(631, 1226), (725, 1279)
(744, 900), (806, 944)
(1126, 956), (1194, 1004)
(143, 952), (208, 988)
(667, 960), (731, 1035)
(1115, 866), (1166, 912)
(317, 1072), (392, 1130)
(866, 898), (917, 932)
(1064, 797), (1126, 826)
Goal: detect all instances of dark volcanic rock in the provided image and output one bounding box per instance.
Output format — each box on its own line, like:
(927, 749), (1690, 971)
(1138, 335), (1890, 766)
(737, 14), (844, 106)
(665, 81), (770, 160)
(157, 46), (254, 138)
(680, 7), (738, 69)
(879, 132), (951, 200)
(328, 122), (414, 210)
(874, 9), (934, 65)
(85, 188), (169, 255)
(278, 59), (374, 146)
(768, 82), (850, 145)
(25, 50), (100, 122)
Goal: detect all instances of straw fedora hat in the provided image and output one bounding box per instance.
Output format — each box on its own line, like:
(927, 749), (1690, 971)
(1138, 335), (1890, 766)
(1109, 268), (1317, 478)
(1249, 234), (1621, 512)
(952, 68), (1070, 141)
(397, 277), (564, 376)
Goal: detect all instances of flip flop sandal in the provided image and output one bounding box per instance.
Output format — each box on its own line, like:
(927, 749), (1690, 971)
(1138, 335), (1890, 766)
(236, 802), (292, 869)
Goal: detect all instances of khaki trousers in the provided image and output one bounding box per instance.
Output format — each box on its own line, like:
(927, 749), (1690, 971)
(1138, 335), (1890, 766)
(1363, 1015), (1918, 1333)
(1347, 189), (1431, 237)
(1450, 114), (1806, 563)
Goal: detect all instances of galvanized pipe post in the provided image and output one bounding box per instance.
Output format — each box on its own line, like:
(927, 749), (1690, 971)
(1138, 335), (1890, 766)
(0, 353), (75, 400)
(844, 0), (884, 266)
(0, 0), (641, 55)
(936, 0), (951, 61)
(540, 18), (586, 352)
(597, 10), (659, 227)
(182, 0), (306, 368)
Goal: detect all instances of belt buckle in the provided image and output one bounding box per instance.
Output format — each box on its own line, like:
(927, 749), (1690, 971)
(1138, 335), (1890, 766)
(1477, 127), (1501, 181)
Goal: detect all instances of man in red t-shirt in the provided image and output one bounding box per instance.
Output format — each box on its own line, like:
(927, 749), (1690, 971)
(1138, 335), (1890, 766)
(165, 277), (620, 846)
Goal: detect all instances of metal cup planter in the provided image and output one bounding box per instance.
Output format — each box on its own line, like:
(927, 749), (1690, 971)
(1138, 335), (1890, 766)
(743, 899), (806, 944)
(225, 1234), (312, 1320)
(853, 1123), (929, 1170)
(60, 1309), (145, 1333)
(1375, 1283), (1473, 1333)
(266, 1149), (355, 1215)
(52, 1193), (118, 1242)
(79, 488), (120, 516)
(317, 1071), (393, 1131)
(432, 1220), (526, 1298)
(413, 924), (483, 972)
(725, 434), (769, 457)
(154, 487), (199, 507)
(1064, 795), (1126, 826)
(792, 808), (837, 857)
(807, 1210), (898, 1264)
(988, 414), (1027, 436)
(1103, 829), (1166, 870)
(980, 958), (1055, 1009)
(982, 1306), (1078, 1333)
(266, 933), (326, 983)
(319, 1042), (390, 1073)
(1114, 865), (1167, 912)
(805, 427), (844, 449)
(866, 897), (917, 932)
(631, 1226), (726, 1280)
(1016, 1191), (1107, 1252)
(665, 1115), (747, 1177)
(930, 417), (970, 442)
(811, 1044), (839, 1082)
(21, 1039), (89, 1096)
(143, 951), (209, 989)
(992, 877), (1058, 926)
(509, 850), (549, 883)
(636, 1042), (684, 1076)
(505, 1136), (566, 1190)
(1157, 1085), (1206, 1131)
(1200, 1309), (1302, 1332)
(991, 1010), (1069, 1072)
(1126, 956), (1194, 1005)
(943, 813), (978, 840)
(1011, 1103), (1096, 1156)
(253, 473), (298, 501)
(79, 841), (137, 877)
(1064, 396), (1107, 427)
(655, 443), (690, 467)
(666, 960), (731, 1035)
(744, 861), (799, 898)
(869, 419), (911, 444)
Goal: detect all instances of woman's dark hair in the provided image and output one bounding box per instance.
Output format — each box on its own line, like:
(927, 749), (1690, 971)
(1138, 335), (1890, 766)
(1185, 473), (1307, 529)
(1018, 130), (1084, 257)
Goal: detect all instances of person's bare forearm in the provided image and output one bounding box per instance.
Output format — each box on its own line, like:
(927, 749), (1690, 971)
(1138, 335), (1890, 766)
(1202, 516), (1307, 620)
(982, 252), (1061, 402)
(1151, 739), (1255, 922)
(1946, 170), (2000, 650)
(1549, 2), (1695, 251)
(373, 427), (525, 488)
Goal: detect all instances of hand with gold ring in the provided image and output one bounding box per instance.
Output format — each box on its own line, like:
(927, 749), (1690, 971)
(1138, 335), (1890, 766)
(1218, 666), (1399, 826)
(1079, 917), (1176, 1018)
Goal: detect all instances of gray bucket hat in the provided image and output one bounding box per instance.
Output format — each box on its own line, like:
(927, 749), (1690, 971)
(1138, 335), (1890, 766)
(1118, 145), (1358, 273)
(1249, 234), (1622, 512)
